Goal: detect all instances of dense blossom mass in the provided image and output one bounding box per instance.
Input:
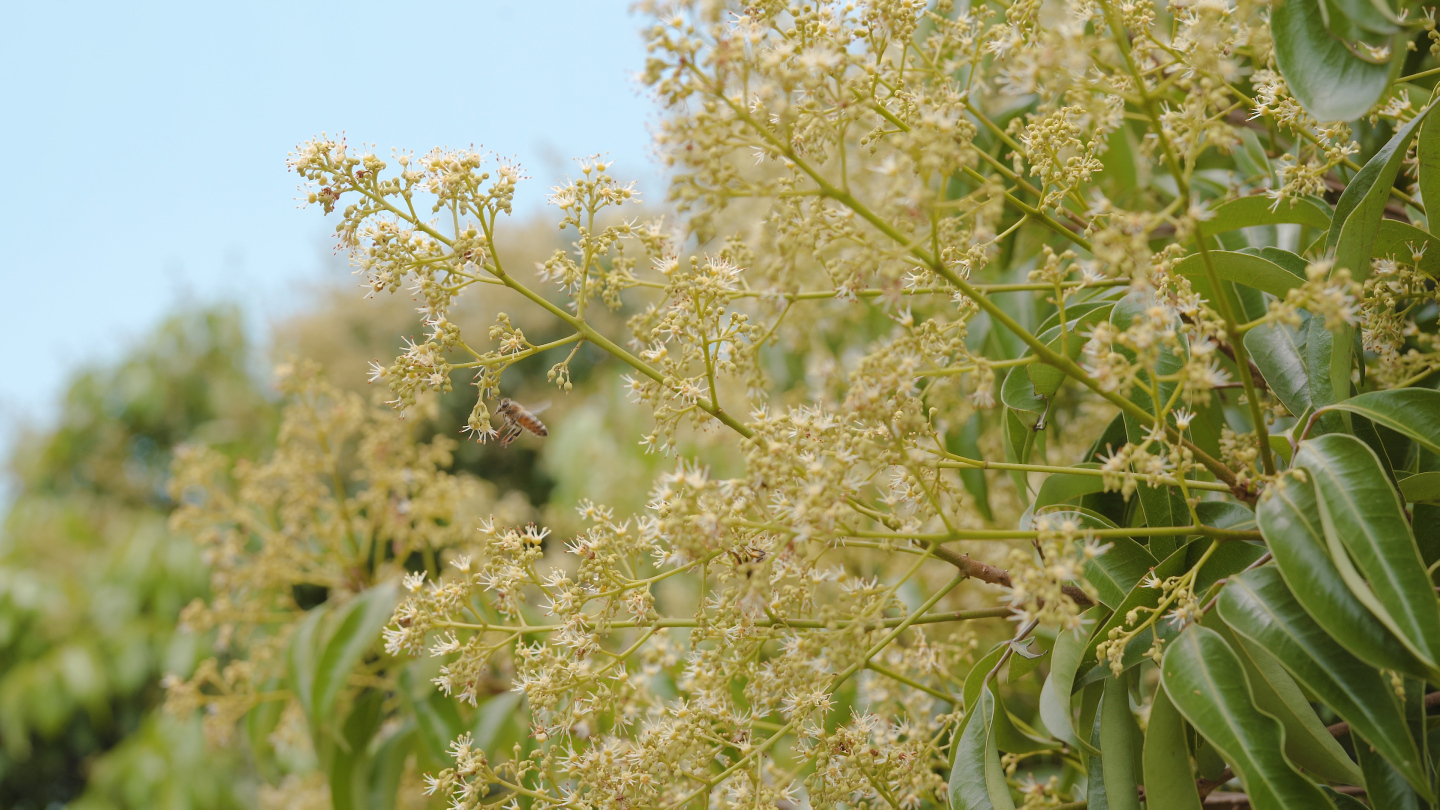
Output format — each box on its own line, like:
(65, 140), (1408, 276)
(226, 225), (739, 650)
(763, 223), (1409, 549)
(166, 0), (1440, 808)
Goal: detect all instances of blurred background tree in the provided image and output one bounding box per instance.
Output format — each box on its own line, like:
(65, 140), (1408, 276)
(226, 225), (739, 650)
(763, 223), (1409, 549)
(0, 307), (274, 807)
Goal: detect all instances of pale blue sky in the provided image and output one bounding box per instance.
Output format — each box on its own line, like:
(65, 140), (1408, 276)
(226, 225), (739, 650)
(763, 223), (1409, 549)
(0, 1), (655, 453)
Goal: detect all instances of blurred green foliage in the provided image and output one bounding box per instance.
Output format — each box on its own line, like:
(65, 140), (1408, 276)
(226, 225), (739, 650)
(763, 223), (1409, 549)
(0, 307), (274, 807)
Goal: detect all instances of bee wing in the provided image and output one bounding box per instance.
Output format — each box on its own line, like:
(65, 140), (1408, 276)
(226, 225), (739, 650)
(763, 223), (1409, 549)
(527, 400), (551, 417)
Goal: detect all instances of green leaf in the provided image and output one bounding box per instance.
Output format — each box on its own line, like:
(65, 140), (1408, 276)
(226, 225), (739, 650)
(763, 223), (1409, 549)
(1188, 538), (1269, 596)
(1007, 639), (1047, 683)
(1040, 614), (1102, 753)
(1258, 474), (1433, 680)
(472, 691), (525, 753)
(312, 583), (401, 727)
(1002, 404), (1044, 498)
(1254, 246), (1312, 278)
(1195, 501), (1256, 531)
(1085, 702), (1110, 810)
(1420, 93), (1440, 235)
(1034, 465), (1107, 511)
(1236, 128), (1275, 185)
(1320, 389), (1440, 456)
(1357, 732), (1426, 810)
(1304, 314), (1341, 410)
(1160, 625), (1337, 810)
(949, 686), (1018, 810)
(1374, 219), (1440, 278)
(1174, 251), (1306, 298)
(1398, 470), (1440, 503)
(1002, 366), (1047, 429)
(287, 603), (329, 719)
(244, 682), (286, 785)
(1198, 195), (1331, 237)
(366, 723), (416, 810)
(1297, 435), (1440, 671)
(398, 662), (465, 766)
(964, 643), (1059, 754)
(1082, 535), (1157, 610)
(1272, 0), (1391, 123)
(1323, 787), (1373, 810)
(1142, 686), (1204, 810)
(1218, 568), (1423, 790)
(1209, 600), (1364, 785)
(1245, 318), (1317, 418)
(1005, 304), (1115, 417)
(949, 414), (994, 522)
(1099, 676), (1141, 810)
(329, 688), (386, 809)
(1327, 0), (1404, 35)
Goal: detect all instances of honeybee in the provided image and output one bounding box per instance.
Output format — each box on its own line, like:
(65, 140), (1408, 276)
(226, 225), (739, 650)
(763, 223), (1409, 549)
(493, 398), (549, 446)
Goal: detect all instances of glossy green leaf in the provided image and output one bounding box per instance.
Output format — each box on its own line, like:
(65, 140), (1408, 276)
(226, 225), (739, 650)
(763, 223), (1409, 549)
(1328, 0), (1404, 34)
(1322, 787), (1373, 810)
(1245, 319), (1315, 418)
(1273, 0), (1392, 122)
(1220, 570), (1430, 796)
(1085, 702), (1110, 810)
(1040, 614), (1101, 753)
(1374, 219), (1440, 278)
(1002, 404), (1044, 498)
(1174, 250), (1306, 298)
(1199, 195), (1331, 236)
(1297, 435), (1440, 671)
(1357, 733), (1426, 810)
(1303, 314), (1341, 410)
(312, 583), (400, 726)
(1254, 246), (1311, 278)
(1398, 471), (1440, 503)
(1210, 593), (1363, 785)
(1195, 501), (1256, 531)
(1099, 676), (1141, 810)
(1002, 365), (1047, 428)
(1142, 686), (1203, 810)
(949, 686), (1018, 810)
(1257, 474), (1433, 680)
(1160, 625), (1336, 810)
(1319, 389), (1440, 456)
(1084, 535), (1157, 610)
(1420, 100), (1440, 237)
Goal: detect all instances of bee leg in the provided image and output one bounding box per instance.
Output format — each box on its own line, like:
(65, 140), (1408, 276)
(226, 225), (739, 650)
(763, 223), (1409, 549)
(498, 423), (523, 446)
